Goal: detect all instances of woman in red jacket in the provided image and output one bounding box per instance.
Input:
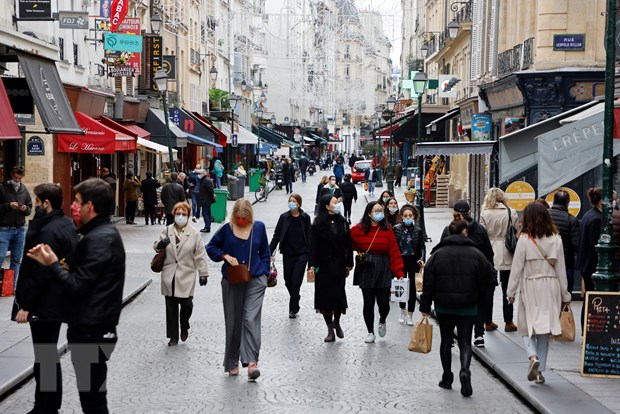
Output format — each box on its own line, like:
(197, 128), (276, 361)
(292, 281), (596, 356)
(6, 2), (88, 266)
(350, 201), (404, 343)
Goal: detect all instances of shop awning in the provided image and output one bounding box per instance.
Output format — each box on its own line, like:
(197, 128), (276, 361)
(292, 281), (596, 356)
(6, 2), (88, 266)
(137, 137), (177, 155)
(425, 108), (460, 129)
(191, 112), (226, 145)
(282, 138), (301, 148)
(142, 108), (188, 148)
(185, 132), (223, 148)
(219, 123), (259, 144)
(0, 78), (22, 140)
(58, 112), (134, 154)
(373, 111), (415, 138)
(257, 126), (284, 146)
(171, 108), (218, 143)
(415, 141), (497, 156)
(99, 116), (137, 152)
(17, 53), (82, 134)
(393, 108), (450, 143)
(499, 100), (599, 184)
(302, 136), (315, 143)
(122, 123), (150, 138)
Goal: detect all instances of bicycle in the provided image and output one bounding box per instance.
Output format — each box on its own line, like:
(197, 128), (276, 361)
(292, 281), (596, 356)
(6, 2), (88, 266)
(255, 177), (274, 202)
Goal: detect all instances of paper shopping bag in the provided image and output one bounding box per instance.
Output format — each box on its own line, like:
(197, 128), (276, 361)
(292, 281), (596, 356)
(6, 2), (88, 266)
(390, 278), (410, 303)
(1, 269), (14, 297)
(414, 266), (424, 292)
(408, 315), (433, 353)
(555, 304), (575, 342)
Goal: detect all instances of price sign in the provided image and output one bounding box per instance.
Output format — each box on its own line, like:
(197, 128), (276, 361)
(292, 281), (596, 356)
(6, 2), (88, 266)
(505, 181), (536, 211)
(581, 292), (620, 378)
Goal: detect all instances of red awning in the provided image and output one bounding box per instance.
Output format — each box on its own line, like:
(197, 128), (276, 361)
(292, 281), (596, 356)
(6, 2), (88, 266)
(122, 123), (151, 139)
(0, 78), (22, 140)
(191, 111), (226, 147)
(58, 112), (137, 154)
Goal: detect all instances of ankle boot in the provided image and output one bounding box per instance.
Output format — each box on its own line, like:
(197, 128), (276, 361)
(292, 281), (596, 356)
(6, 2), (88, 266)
(324, 323), (335, 342)
(334, 320), (344, 338)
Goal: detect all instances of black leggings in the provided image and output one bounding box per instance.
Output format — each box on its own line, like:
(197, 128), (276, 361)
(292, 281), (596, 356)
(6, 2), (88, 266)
(399, 256), (420, 313)
(322, 310), (342, 325)
(437, 313), (475, 376)
(499, 270), (514, 323)
(361, 287), (390, 333)
(343, 199), (353, 221)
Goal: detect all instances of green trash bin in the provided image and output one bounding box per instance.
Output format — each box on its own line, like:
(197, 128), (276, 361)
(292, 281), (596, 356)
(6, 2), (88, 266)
(213, 189), (228, 223)
(249, 169), (262, 192)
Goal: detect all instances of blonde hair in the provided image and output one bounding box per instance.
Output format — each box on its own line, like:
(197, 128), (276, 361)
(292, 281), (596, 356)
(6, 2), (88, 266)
(172, 202), (191, 216)
(320, 175), (329, 185)
(231, 199), (254, 223)
(482, 187), (509, 210)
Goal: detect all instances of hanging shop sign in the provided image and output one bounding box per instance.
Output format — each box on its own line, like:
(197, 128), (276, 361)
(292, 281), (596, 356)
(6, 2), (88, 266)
(100, 0), (111, 17)
(109, 0), (128, 32)
(57, 11), (88, 29)
(505, 181), (536, 211)
(143, 36), (163, 91)
(26, 136), (45, 155)
(471, 113), (491, 141)
(105, 18), (141, 74)
(162, 55), (176, 79)
(553, 34), (585, 51)
(104, 33), (143, 53)
(108, 66), (135, 77)
(545, 187), (581, 217)
(18, 0), (52, 20)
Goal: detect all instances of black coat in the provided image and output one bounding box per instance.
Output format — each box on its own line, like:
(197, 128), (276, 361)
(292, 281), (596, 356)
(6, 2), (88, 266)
(198, 176), (215, 207)
(50, 215), (126, 328)
(577, 207), (602, 275)
(161, 182), (186, 214)
(140, 178), (160, 207)
(13, 210), (78, 322)
(0, 181), (32, 226)
(308, 214), (353, 311)
(420, 235), (494, 313)
(441, 216), (494, 265)
(282, 163), (293, 183)
(339, 181), (358, 203)
(299, 158), (308, 173)
(364, 169), (377, 183)
(319, 186), (343, 201)
(549, 205), (580, 269)
(269, 210), (312, 256)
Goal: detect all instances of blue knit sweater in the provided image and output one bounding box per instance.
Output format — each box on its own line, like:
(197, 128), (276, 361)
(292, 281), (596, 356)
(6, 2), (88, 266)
(206, 221), (271, 279)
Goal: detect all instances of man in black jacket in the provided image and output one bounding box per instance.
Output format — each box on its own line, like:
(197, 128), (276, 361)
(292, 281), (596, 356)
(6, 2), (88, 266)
(27, 178), (126, 414)
(441, 200), (496, 347)
(197, 170), (215, 233)
(0, 165), (32, 289)
(339, 174), (358, 224)
(548, 190), (580, 294)
(140, 171), (160, 225)
(14, 183), (78, 414)
(161, 173), (186, 225)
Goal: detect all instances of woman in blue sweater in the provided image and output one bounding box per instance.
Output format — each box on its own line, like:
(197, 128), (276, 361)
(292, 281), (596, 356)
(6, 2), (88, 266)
(206, 199), (271, 380)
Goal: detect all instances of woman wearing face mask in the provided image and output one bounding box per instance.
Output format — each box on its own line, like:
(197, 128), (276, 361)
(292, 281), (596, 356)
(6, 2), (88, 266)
(393, 205), (425, 325)
(269, 194), (312, 318)
(315, 176), (329, 216)
(154, 202), (210, 346)
(350, 201), (405, 343)
(378, 190), (394, 207)
(308, 194), (353, 342)
(206, 199), (271, 379)
(385, 197), (401, 227)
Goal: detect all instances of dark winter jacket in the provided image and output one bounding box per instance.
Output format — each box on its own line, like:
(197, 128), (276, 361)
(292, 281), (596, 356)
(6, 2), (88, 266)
(140, 177), (160, 207)
(198, 176), (215, 207)
(364, 169), (378, 183)
(420, 235), (494, 313)
(160, 182), (186, 214)
(393, 223), (425, 260)
(14, 210), (78, 322)
(0, 181), (32, 227)
(577, 207), (602, 275)
(441, 216), (494, 265)
(339, 181), (358, 203)
(319, 185), (343, 201)
(269, 209), (312, 256)
(333, 163), (345, 179)
(299, 157), (308, 173)
(49, 215), (126, 328)
(549, 204), (580, 269)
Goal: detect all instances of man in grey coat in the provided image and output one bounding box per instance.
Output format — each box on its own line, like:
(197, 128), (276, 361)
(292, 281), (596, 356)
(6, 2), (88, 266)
(161, 173), (186, 226)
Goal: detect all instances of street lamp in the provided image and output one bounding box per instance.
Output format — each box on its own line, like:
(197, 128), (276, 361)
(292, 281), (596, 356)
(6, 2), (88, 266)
(412, 70), (428, 236)
(153, 69), (175, 173)
(375, 107), (384, 188)
(386, 96), (397, 192)
(447, 20), (459, 40)
(228, 92), (241, 173)
(150, 12), (162, 33)
(209, 65), (218, 82)
(592, 0), (619, 292)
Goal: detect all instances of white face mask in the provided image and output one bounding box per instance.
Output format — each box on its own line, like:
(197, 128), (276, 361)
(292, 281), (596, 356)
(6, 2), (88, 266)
(175, 214), (188, 227)
(388, 207), (398, 214)
(330, 180), (336, 186)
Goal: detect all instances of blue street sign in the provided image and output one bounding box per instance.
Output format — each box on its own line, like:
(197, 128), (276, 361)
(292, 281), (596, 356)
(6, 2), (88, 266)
(232, 133), (238, 147)
(104, 33), (143, 53)
(553, 34), (585, 51)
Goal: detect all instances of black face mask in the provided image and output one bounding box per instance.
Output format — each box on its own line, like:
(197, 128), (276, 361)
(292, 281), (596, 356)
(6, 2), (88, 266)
(34, 206), (46, 219)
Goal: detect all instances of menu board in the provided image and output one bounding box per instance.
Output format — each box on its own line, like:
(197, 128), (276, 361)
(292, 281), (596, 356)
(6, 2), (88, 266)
(581, 292), (620, 378)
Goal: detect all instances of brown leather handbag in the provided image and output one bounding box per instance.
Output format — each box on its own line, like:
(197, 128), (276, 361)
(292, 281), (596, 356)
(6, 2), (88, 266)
(226, 228), (253, 285)
(151, 228), (169, 272)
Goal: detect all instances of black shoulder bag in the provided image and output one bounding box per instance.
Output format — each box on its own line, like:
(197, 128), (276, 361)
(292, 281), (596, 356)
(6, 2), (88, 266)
(505, 208), (517, 255)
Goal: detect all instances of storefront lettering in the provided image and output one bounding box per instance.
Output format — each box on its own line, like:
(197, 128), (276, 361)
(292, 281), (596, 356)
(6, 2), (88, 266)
(68, 142), (107, 152)
(551, 120), (603, 151)
(82, 128), (106, 136)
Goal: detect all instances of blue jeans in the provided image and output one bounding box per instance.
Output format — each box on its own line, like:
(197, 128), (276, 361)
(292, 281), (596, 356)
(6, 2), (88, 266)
(191, 192), (201, 219)
(202, 204), (212, 231)
(0, 226), (26, 288)
(368, 181), (375, 195)
(215, 175), (222, 189)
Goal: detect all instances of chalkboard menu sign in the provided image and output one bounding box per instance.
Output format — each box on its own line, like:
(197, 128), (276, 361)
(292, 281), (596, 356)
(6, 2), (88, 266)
(581, 292), (620, 378)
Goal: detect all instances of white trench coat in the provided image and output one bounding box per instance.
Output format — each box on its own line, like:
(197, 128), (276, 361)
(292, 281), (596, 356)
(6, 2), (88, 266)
(507, 233), (572, 337)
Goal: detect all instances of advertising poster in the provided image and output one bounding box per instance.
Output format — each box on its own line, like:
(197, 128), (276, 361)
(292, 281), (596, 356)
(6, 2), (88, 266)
(100, 0), (111, 17)
(471, 113), (491, 141)
(502, 117), (525, 135)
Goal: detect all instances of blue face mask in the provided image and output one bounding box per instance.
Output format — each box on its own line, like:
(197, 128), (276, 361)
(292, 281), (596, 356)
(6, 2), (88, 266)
(403, 218), (414, 226)
(288, 202), (298, 212)
(333, 203), (343, 215)
(372, 212), (384, 222)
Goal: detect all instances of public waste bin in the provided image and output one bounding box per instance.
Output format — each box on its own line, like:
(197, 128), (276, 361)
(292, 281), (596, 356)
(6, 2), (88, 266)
(236, 176), (246, 199)
(227, 175), (238, 200)
(249, 169), (262, 192)
(213, 189), (228, 223)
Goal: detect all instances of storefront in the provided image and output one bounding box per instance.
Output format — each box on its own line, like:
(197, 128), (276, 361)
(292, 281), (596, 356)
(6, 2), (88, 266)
(141, 108), (187, 172)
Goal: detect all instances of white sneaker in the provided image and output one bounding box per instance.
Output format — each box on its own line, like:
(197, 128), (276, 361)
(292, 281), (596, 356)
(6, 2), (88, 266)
(378, 323), (386, 337)
(364, 333), (376, 343)
(406, 314), (414, 326)
(399, 309), (406, 324)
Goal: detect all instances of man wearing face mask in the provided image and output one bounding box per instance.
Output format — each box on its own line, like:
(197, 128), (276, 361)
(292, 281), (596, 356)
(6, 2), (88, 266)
(13, 184), (78, 414)
(319, 175), (343, 201)
(27, 178), (126, 414)
(269, 194), (312, 318)
(0, 165), (32, 290)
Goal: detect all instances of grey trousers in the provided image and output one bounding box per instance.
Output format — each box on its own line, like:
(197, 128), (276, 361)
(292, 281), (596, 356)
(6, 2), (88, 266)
(221, 276), (267, 372)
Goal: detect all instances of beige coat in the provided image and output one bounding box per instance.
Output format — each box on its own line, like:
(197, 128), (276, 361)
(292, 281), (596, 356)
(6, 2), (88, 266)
(507, 234), (572, 337)
(480, 205), (520, 271)
(155, 224), (209, 298)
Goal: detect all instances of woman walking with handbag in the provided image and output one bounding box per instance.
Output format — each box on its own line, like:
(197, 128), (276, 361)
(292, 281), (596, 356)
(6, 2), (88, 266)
(393, 205), (425, 326)
(479, 187), (520, 332)
(154, 202), (210, 346)
(507, 202), (572, 385)
(308, 194), (353, 342)
(420, 213), (494, 397)
(350, 201), (404, 343)
(206, 199), (271, 380)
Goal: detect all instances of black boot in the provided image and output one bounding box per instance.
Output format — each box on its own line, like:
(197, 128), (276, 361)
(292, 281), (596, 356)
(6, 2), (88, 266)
(459, 368), (472, 397)
(438, 372), (453, 390)
(324, 323), (335, 342)
(334, 320), (344, 338)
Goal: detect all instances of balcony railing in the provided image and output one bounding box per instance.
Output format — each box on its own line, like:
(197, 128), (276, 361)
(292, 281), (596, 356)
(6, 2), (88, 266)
(498, 43), (523, 77)
(454, 0), (473, 23)
(523, 37), (534, 69)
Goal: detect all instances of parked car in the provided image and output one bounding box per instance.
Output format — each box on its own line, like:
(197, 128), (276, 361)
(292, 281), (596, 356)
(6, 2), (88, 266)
(351, 160), (372, 183)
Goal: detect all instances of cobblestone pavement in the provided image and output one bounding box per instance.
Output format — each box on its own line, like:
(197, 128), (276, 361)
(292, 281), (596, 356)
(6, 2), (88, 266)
(0, 173), (534, 414)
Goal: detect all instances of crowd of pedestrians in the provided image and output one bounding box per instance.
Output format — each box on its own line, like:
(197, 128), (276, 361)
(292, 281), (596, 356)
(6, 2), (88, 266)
(1, 156), (610, 410)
